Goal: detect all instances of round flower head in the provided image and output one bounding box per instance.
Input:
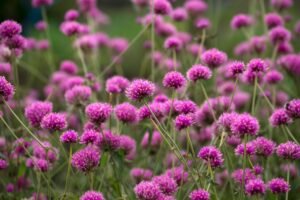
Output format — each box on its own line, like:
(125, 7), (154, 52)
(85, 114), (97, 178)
(110, 38), (128, 54)
(65, 85), (92, 105)
(0, 76), (14, 101)
(72, 146), (100, 172)
(131, 168), (153, 183)
(253, 137), (276, 157)
(269, 108), (292, 126)
(198, 146), (223, 168)
(35, 21), (47, 31)
(80, 190), (105, 200)
(105, 75), (129, 94)
(65, 9), (80, 21)
(165, 166), (188, 185)
(264, 12), (284, 29)
(268, 178), (290, 194)
(60, 60), (78, 75)
(234, 142), (256, 156)
(60, 130), (78, 143)
(245, 178), (266, 196)
(195, 18), (211, 30)
(153, 0), (172, 15)
(85, 102), (113, 124)
(201, 48), (227, 69)
(152, 175), (177, 195)
(187, 65), (212, 82)
(171, 8), (188, 22)
(230, 113), (260, 137)
(249, 36), (267, 54)
(134, 181), (162, 200)
(77, 0), (96, 12)
(285, 99), (300, 119)
(98, 130), (121, 151)
(227, 61), (245, 77)
(32, 0), (53, 7)
(25, 101), (53, 127)
(271, 0), (293, 10)
(264, 70), (283, 85)
(141, 130), (162, 149)
(247, 58), (267, 73)
(269, 26), (291, 45)
(231, 168), (256, 184)
(231, 14), (254, 30)
(276, 141), (300, 160)
(0, 20), (22, 38)
(6, 183), (14, 193)
(164, 36), (183, 52)
(41, 113), (67, 131)
(80, 129), (100, 145)
(173, 100), (197, 114)
(163, 71), (186, 89)
(189, 189), (210, 200)
(0, 159), (8, 170)
(218, 112), (238, 131)
(115, 102), (138, 124)
(184, 0), (208, 16)
(0, 63), (11, 76)
(175, 114), (194, 130)
(126, 79), (155, 101)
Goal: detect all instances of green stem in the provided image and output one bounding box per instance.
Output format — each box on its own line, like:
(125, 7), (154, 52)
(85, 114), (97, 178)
(199, 81), (217, 121)
(63, 145), (73, 198)
(285, 165), (290, 200)
(77, 47), (88, 76)
(251, 76), (258, 115)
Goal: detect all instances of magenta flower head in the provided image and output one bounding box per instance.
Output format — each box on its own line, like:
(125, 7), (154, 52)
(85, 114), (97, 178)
(35, 21), (47, 31)
(267, 178), (290, 194)
(234, 142), (256, 156)
(31, 0), (53, 7)
(72, 146), (100, 172)
(126, 79), (155, 101)
(110, 38), (128, 54)
(152, 0), (172, 15)
(175, 114), (194, 130)
(227, 61), (245, 78)
(85, 102), (113, 124)
(141, 130), (162, 149)
(0, 158), (8, 170)
(65, 85), (92, 105)
(253, 137), (276, 157)
(247, 58), (267, 73)
(231, 14), (254, 30)
(80, 190), (105, 200)
(0, 20), (22, 38)
(65, 9), (80, 21)
(164, 36), (183, 52)
(77, 0), (96, 12)
(269, 26), (291, 45)
(189, 188), (210, 200)
(60, 130), (78, 143)
(264, 12), (284, 29)
(271, 0), (293, 10)
(218, 112), (238, 131)
(269, 108), (292, 126)
(0, 76), (14, 102)
(25, 101), (53, 127)
(41, 113), (67, 131)
(115, 102), (138, 124)
(105, 75), (129, 94)
(131, 168), (153, 183)
(134, 181), (162, 200)
(119, 135), (136, 160)
(165, 166), (188, 185)
(285, 99), (300, 119)
(152, 175), (177, 196)
(230, 113), (260, 137)
(187, 65), (212, 82)
(195, 18), (211, 30)
(249, 36), (267, 54)
(80, 129), (100, 145)
(60, 21), (83, 37)
(0, 63), (11, 77)
(173, 100), (197, 114)
(184, 0), (208, 16)
(201, 48), (227, 69)
(198, 146), (224, 168)
(264, 70), (283, 85)
(171, 8), (188, 22)
(60, 60), (78, 75)
(245, 178), (266, 196)
(98, 130), (121, 151)
(276, 141), (300, 160)
(163, 71), (186, 89)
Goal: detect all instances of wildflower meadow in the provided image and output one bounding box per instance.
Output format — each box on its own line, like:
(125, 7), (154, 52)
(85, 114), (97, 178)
(1, 0), (300, 199)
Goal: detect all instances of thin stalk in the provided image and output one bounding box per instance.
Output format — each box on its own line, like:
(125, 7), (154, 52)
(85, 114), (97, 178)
(241, 135), (248, 198)
(63, 145), (73, 199)
(257, 83), (275, 110)
(151, 14), (156, 81)
(194, 29), (206, 64)
(227, 77), (239, 111)
(173, 50), (177, 71)
(186, 128), (195, 157)
(77, 47), (88, 76)
(283, 126), (299, 145)
(251, 76), (258, 115)
(199, 81), (217, 121)
(285, 165), (290, 200)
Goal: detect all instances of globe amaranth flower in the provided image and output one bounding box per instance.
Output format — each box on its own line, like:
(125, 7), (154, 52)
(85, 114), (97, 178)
(285, 99), (300, 119)
(249, 36), (267, 54)
(0, 20), (22, 38)
(114, 102), (138, 124)
(269, 26), (291, 45)
(264, 12), (284, 29)
(85, 102), (113, 124)
(245, 178), (266, 196)
(218, 112), (238, 131)
(269, 108), (292, 126)
(171, 8), (188, 22)
(105, 75), (129, 94)
(234, 142), (256, 156)
(80, 190), (105, 200)
(134, 181), (162, 200)
(184, 0), (208, 16)
(163, 71), (186, 89)
(231, 168), (256, 185)
(271, 0), (293, 10)
(276, 141), (300, 160)
(72, 146), (100, 172)
(25, 101), (53, 127)
(195, 18), (211, 30)
(60, 60), (78, 75)
(131, 168), (153, 183)
(267, 178), (290, 194)
(247, 58), (267, 73)
(253, 137), (276, 157)
(119, 135), (136, 160)
(97, 130), (121, 151)
(173, 100), (197, 114)
(175, 114), (194, 130)
(64, 9), (80, 21)
(141, 131), (162, 149)
(227, 61), (245, 78)
(152, 0), (172, 15)
(80, 129), (100, 145)
(231, 14), (254, 30)
(31, 0), (53, 7)
(0, 159), (8, 170)
(126, 79), (155, 101)
(187, 65), (212, 82)
(201, 48), (227, 69)
(0, 76), (14, 102)
(152, 175), (177, 196)
(60, 130), (78, 143)
(41, 112), (67, 131)
(264, 70), (283, 85)
(189, 188), (210, 200)
(65, 85), (92, 105)
(164, 166), (188, 186)
(198, 146), (223, 168)
(164, 36), (183, 52)
(230, 113), (260, 137)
